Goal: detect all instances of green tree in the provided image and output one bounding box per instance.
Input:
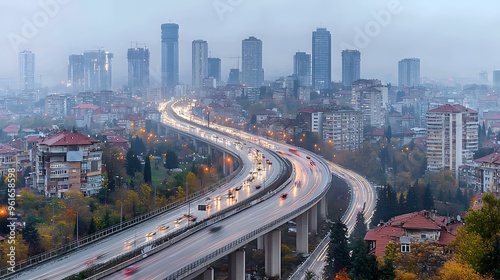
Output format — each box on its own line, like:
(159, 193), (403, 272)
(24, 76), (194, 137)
(125, 149), (142, 177)
(422, 183), (434, 210)
(349, 239), (378, 280)
(22, 214), (42, 255)
(325, 219), (350, 278)
(88, 217), (97, 234)
(144, 155), (152, 184)
(350, 211), (367, 243)
(371, 186), (398, 227)
(378, 259), (396, 280)
(304, 270), (317, 280)
(164, 150), (179, 170)
(405, 186), (418, 213)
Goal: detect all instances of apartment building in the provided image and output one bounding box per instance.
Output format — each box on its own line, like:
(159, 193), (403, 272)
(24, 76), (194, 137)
(426, 104), (478, 175)
(34, 130), (102, 197)
(474, 152), (500, 193)
(323, 108), (363, 151)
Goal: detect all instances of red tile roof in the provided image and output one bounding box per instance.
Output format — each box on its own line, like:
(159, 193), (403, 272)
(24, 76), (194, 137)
(428, 104), (477, 114)
(365, 211), (460, 256)
(474, 152), (500, 164)
(0, 144), (18, 154)
(39, 131), (99, 146)
(108, 136), (128, 143)
(3, 124), (20, 133)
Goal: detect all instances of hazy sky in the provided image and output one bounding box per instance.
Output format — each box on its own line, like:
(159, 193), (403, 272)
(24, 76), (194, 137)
(1, 0), (499, 89)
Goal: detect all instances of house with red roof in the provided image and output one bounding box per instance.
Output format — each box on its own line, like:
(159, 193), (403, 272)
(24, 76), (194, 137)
(474, 152), (500, 193)
(0, 144), (18, 177)
(3, 124), (20, 137)
(33, 130), (102, 198)
(365, 210), (461, 257)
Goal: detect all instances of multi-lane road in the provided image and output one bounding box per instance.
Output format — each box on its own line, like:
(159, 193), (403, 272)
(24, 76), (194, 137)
(9, 107), (283, 280)
(104, 137), (331, 279)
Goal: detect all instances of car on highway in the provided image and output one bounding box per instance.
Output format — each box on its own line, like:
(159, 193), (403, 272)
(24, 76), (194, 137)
(205, 197), (211, 203)
(306, 155), (311, 159)
(175, 217), (185, 224)
(146, 231), (156, 237)
(124, 266), (139, 275)
(209, 225), (223, 233)
(157, 224), (170, 231)
(124, 238), (136, 247)
(235, 185), (242, 191)
(255, 185), (261, 189)
(280, 193), (288, 199)
(215, 196), (221, 201)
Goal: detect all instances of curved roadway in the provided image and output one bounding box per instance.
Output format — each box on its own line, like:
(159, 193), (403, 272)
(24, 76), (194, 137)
(104, 136), (331, 279)
(9, 104), (282, 280)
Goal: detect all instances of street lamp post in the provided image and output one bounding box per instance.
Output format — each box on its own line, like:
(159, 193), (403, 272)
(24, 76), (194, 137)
(314, 144), (317, 154)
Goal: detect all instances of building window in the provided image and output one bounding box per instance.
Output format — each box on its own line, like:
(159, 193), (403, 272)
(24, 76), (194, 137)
(401, 243), (410, 253)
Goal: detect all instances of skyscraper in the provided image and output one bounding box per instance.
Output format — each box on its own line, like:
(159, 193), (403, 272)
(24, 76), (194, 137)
(493, 70), (500, 92)
(341, 50), (361, 88)
(293, 52), (311, 87)
(161, 23), (179, 96)
(228, 69), (240, 85)
(241, 36), (264, 88)
(192, 40), (208, 90)
(68, 54), (85, 93)
(312, 28), (331, 90)
(82, 49), (113, 91)
(398, 58), (420, 87)
(208, 57), (222, 83)
(127, 46), (150, 93)
(19, 50), (35, 90)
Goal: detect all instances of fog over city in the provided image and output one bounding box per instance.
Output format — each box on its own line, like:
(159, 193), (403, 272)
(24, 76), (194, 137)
(0, 0), (499, 88)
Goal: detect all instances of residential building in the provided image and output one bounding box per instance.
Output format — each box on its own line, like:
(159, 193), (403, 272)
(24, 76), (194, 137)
(45, 94), (68, 117)
(192, 40), (209, 91)
(0, 144), (19, 177)
(19, 50), (35, 90)
(161, 23), (179, 96)
(323, 108), (363, 151)
(34, 130), (103, 197)
(426, 104), (479, 175)
(127, 46), (150, 93)
(474, 152), (500, 193)
(241, 36), (264, 88)
(68, 54), (85, 92)
(398, 58), (420, 87)
(117, 114), (146, 134)
(365, 210), (461, 257)
(312, 28), (331, 90)
(208, 57), (221, 84)
(293, 51), (311, 87)
(351, 79), (386, 128)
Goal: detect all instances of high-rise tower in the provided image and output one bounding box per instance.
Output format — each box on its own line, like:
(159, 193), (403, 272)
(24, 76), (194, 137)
(19, 50), (35, 90)
(293, 52), (311, 87)
(161, 23), (179, 96)
(341, 50), (361, 88)
(241, 36), (264, 88)
(127, 46), (150, 93)
(398, 58), (420, 87)
(312, 28), (331, 90)
(192, 40), (208, 90)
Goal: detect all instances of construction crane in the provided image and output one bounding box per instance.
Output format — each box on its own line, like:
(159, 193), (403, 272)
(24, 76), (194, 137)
(221, 56), (241, 69)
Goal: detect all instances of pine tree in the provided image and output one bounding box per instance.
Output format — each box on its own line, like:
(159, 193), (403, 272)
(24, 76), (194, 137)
(126, 149), (142, 176)
(406, 186), (418, 213)
(350, 211), (367, 243)
(349, 239), (379, 280)
(423, 183), (434, 210)
(164, 150), (179, 170)
(378, 259), (396, 280)
(398, 193), (406, 214)
(325, 219), (350, 279)
(88, 217), (97, 235)
(144, 155), (152, 184)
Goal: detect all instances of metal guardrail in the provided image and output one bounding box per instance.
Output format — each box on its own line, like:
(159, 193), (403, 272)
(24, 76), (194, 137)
(65, 155), (293, 279)
(1, 134), (244, 278)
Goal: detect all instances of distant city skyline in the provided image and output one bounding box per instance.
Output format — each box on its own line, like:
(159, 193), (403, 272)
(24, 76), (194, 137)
(1, 1), (500, 89)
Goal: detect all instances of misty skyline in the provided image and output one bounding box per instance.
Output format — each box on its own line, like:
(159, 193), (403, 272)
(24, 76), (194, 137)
(1, 0), (499, 89)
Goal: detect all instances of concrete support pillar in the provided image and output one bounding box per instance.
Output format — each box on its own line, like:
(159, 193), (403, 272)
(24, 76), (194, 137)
(193, 139), (198, 151)
(229, 249), (245, 280)
(193, 267), (214, 280)
(223, 151), (227, 175)
(319, 196), (327, 220)
(264, 230), (281, 278)
(207, 145), (212, 158)
(296, 212), (308, 254)
(309, 204), (318, 234)
(257, 236), (264, 250)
